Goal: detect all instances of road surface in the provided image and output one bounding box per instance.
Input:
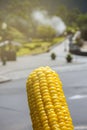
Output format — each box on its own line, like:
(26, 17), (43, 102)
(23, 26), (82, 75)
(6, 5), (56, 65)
(0, 68), (87, 130)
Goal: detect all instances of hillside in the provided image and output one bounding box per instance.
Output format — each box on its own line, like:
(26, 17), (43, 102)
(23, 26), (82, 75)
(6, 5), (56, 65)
(0, 0), (86, 42)
(0, 0), (87, 13)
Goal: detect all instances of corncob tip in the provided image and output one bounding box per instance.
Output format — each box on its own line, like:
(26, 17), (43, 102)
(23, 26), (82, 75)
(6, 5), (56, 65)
(26, 66), (74, 130)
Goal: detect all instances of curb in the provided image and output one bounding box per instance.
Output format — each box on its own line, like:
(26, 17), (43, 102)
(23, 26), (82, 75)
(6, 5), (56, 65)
(0, 76), (11, 83)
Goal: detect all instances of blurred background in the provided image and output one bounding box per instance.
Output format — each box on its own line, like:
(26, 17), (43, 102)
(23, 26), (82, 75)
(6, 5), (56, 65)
(0, 0), (87, 61)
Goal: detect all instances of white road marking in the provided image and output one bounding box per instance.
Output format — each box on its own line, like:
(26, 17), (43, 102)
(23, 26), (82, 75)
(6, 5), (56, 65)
(69, 95), (87, 100)
(75, 126), (87, 130)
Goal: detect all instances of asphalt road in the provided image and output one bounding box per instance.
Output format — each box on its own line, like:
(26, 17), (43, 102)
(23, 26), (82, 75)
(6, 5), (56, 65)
(0, 69), (87, 130)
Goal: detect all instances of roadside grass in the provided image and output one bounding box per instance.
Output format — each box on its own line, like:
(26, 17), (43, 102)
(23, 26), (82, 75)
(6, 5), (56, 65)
(17, 42), (50, 56)
(52, 36), (65, 45)
(17, 36), (65, 56)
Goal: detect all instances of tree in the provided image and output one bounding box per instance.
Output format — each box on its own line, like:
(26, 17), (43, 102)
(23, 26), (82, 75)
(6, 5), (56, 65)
(76, 13), (87, 40)
(37, 25), (56, 41)
(56, 5), (80, 27)
(77, 14), (87, 29)
(56, 5), (69, 24)
(7, 27), (26, 42)
(67, 8), (80, 26)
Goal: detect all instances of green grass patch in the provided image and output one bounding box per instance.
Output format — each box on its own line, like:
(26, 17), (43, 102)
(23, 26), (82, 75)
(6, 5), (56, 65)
(17, 48), (30, 56)
(52, 36), (65, 45)
(17, 37), (64, 56)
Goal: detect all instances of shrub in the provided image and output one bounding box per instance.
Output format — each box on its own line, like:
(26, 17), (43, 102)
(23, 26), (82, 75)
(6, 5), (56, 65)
(51, 52), (56, 60)
(66, 53), (73, 63)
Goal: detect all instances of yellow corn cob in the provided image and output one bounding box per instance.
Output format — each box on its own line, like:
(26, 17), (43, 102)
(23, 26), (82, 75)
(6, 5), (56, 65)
(26, 66), (74, 130)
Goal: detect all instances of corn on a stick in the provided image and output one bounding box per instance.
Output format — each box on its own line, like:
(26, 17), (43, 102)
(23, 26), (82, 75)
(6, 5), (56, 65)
(26, 66), (74, 130)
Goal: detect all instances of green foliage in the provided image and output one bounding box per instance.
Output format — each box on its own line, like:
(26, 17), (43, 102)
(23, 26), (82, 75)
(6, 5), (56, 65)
(56, 5), (69, 23)
(51, 52), (56, 60)
(4, 0), (39, 19)
(66, 26), (77, 35)
(66, 53), (73, 63)
(8, 27), (25, 42)
(67, 8), (81, 26)
(37, 25), (56, 41)
(77, 14), (87, 29)
(56, 5), (80, 26)
(76, 14), (87, 40)
(17, 48), (30, 56)
(0, 0), (87, 55)
(17, 40), (51, 56)
(52, 36), (65, 45)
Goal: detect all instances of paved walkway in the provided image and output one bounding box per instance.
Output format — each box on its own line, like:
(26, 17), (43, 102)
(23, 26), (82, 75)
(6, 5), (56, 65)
(0, 39), (87, 82)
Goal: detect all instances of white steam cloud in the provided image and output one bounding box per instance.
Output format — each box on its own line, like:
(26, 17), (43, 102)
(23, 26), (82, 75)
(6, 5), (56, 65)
(32, 10), (66, 35)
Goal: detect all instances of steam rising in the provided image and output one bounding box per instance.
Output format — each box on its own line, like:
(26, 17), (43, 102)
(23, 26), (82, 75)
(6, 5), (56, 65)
(32, 11), (66, 35)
